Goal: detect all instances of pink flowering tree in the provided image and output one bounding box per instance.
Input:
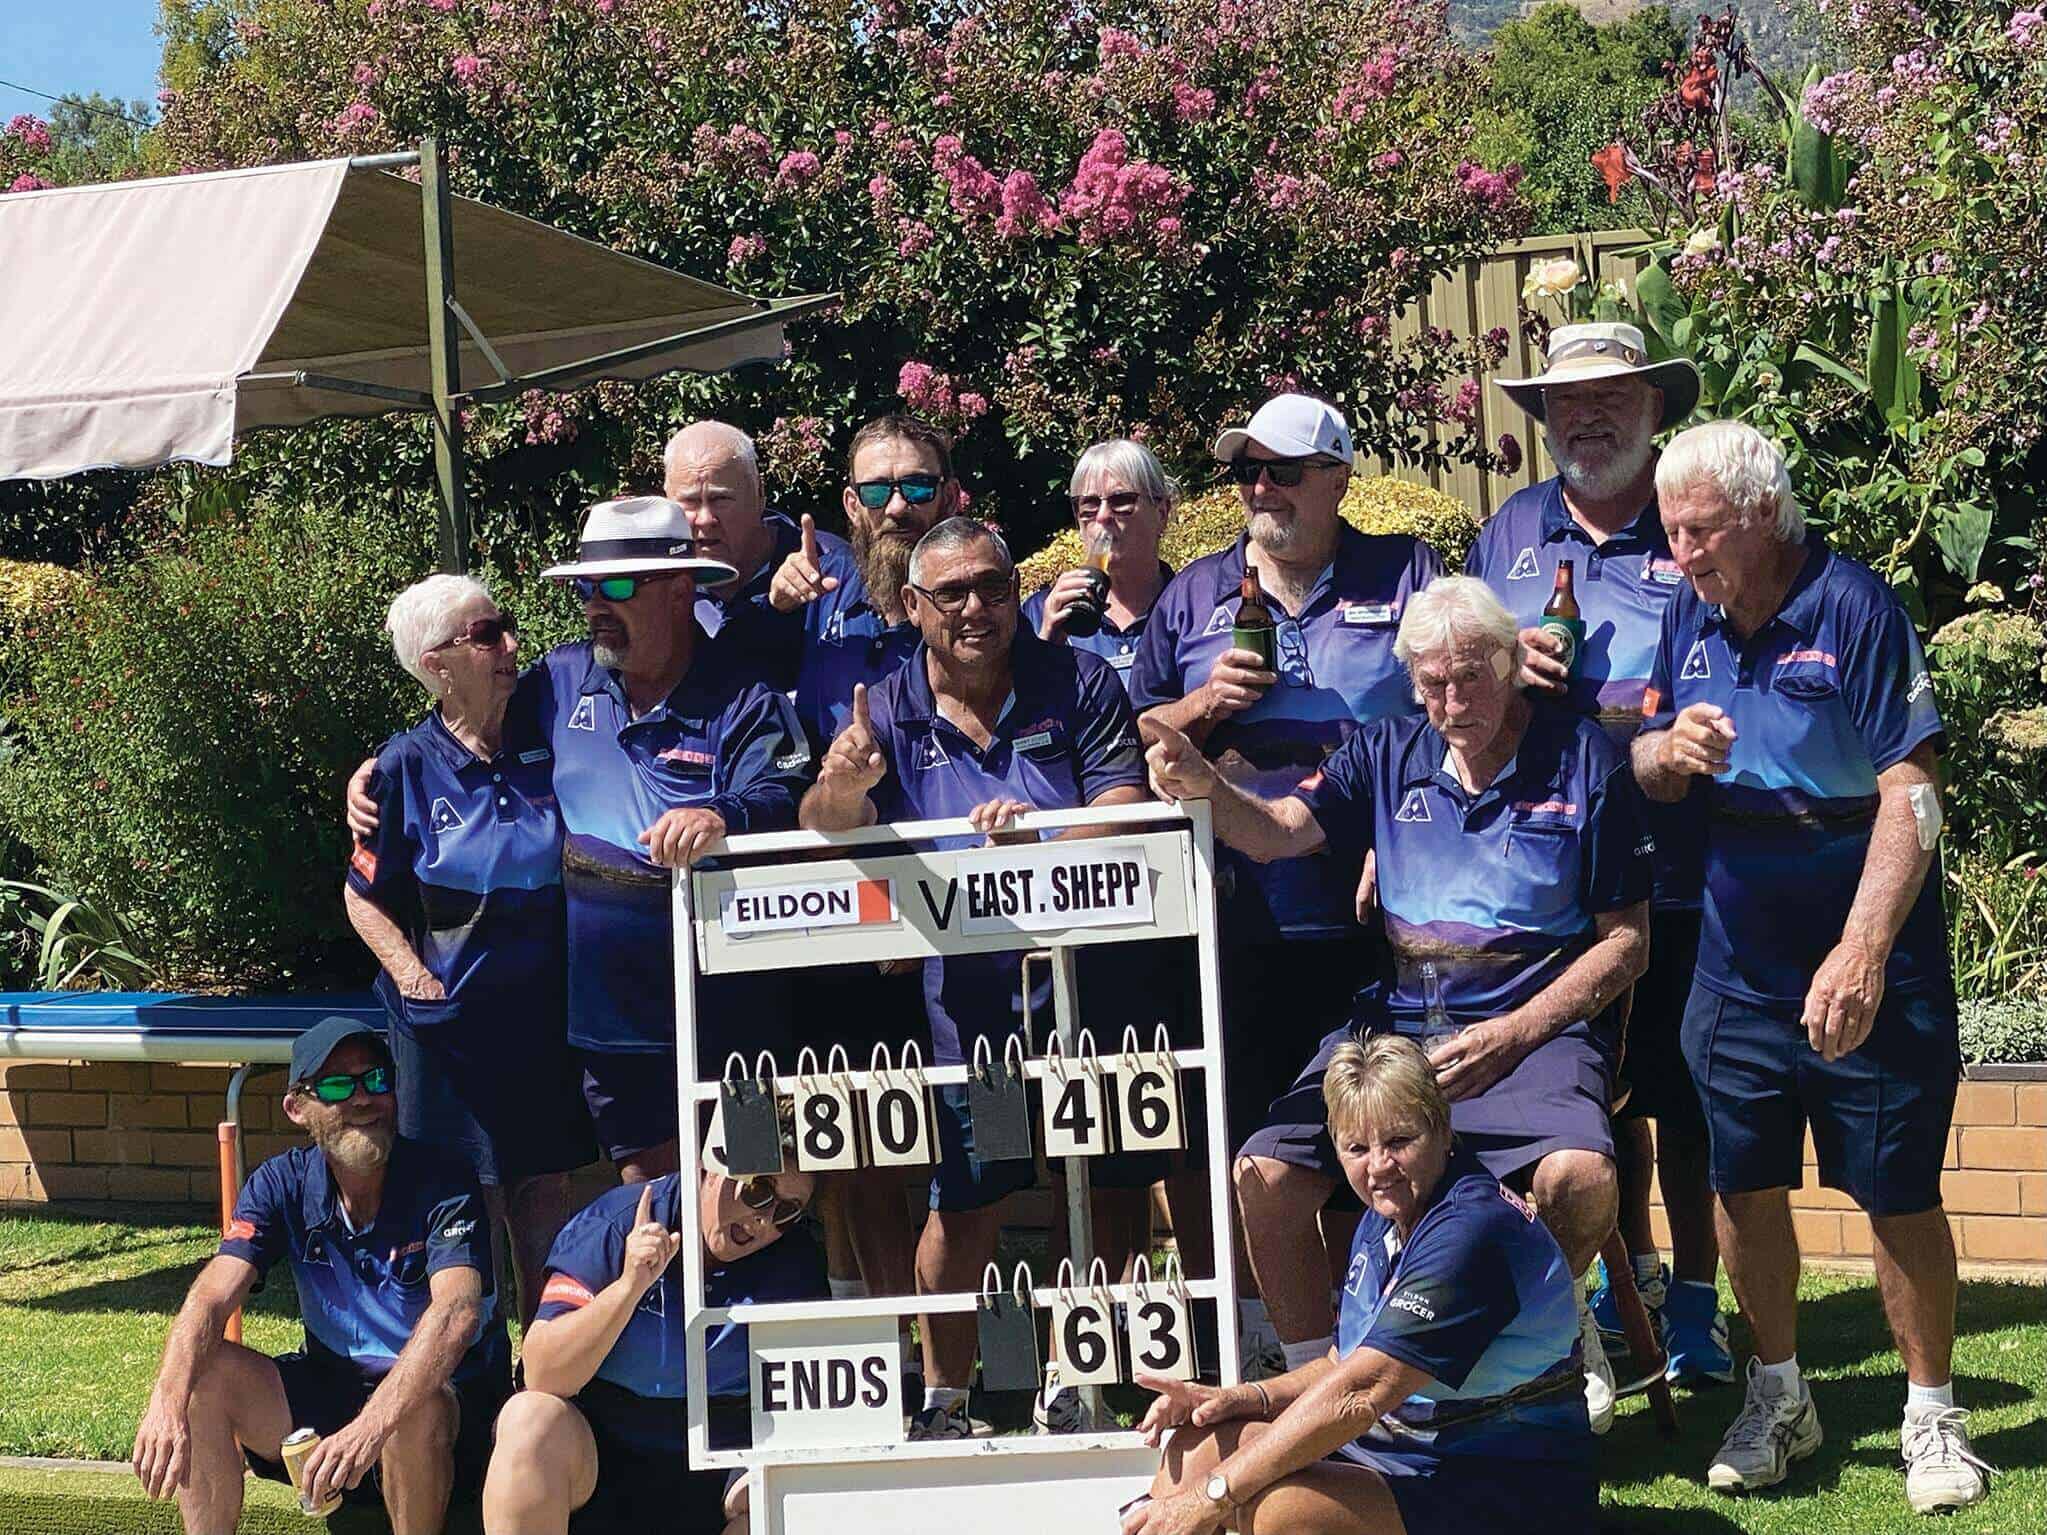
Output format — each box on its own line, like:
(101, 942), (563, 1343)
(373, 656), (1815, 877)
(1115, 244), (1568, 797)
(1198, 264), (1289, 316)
(122, 0), (1523, 555)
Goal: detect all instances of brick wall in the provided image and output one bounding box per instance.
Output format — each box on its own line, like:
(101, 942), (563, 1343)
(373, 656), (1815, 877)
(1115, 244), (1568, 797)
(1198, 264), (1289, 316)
(4, 1059), (2043, 1270)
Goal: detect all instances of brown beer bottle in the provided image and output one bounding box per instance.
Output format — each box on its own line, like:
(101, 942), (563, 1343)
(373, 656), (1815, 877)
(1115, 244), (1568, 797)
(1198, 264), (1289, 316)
(1232, 566), (1277, 670)
(1539, 559), (1586, 680)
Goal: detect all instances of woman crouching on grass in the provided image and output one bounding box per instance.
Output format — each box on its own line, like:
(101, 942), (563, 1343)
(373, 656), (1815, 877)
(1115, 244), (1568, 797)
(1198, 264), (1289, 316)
(1121, 1035), (1595, 1535)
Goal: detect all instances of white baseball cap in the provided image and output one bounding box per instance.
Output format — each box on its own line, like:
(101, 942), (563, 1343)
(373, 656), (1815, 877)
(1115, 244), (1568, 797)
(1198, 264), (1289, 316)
(1213, 393), (1354, 466)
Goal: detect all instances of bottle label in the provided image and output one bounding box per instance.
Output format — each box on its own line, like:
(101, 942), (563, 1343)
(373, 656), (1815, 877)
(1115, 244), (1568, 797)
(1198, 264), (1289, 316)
(1537, 616), (1585, 677)
(1230, 624), (1276, 669)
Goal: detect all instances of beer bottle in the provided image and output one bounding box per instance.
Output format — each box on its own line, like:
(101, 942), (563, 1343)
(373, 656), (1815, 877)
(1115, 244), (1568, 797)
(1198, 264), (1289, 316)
(1232, 565), (1277, 670)
(1420, 960), (1461, 1054)
(1539, 559), (1587, 682)
(1063, 521), (1114, 638)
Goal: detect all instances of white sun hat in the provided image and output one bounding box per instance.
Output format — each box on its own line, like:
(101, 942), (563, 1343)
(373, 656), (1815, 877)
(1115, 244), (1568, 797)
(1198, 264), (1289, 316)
(1497, 322), (1701, 431)
(540, 495), (740, 583)
(1213, 392), (1354, 466)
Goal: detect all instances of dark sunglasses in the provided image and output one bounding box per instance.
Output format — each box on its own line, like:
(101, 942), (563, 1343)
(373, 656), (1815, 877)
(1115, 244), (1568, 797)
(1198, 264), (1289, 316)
(1071, 492), (1147, 517)
(853, 474), (944, 510)
(910, 575), (1017, 613)
(301, 1065), (394, 1104)
(1224, 455), (1339, 488)
(430, 614), (517, 651)
(737, 1174), (808, 1228)
(573, 572), (679, 603)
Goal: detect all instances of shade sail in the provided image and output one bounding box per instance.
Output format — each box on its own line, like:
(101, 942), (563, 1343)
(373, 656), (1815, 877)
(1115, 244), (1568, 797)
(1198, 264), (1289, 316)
(0, 156), (831, 481)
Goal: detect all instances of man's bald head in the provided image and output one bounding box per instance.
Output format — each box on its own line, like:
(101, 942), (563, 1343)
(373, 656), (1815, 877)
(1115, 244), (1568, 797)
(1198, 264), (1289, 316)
(664, 420), (769, 586)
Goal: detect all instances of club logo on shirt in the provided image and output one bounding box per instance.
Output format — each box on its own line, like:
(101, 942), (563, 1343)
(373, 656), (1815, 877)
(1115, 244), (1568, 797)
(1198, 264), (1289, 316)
(226, 1218), (257, 1242)
(1680, 639), (1712, 681)
(1385, 1288), (1437, 1323)
(916, 734), (951, 770)
(1907, 671), (1933, 704)
(1395, 788), (1432, 823)
(568, 696), (598, 732)
(1201, 606), (1234, 638)
(1507, 546), (1541, 581)
(429, 798), (466, 834)
(776, 749), (811, 771)
(1345, 1250), (1371, 1297)
(540, 1273), (594, 1309)
(439, 1218), (476, 1242)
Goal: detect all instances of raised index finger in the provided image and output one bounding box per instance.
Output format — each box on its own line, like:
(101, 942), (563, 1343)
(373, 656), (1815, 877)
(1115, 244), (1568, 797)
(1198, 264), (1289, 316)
(851, 682), (871, 733)
(635, 1180), (655, 1228)
(801, 512), (820, 564)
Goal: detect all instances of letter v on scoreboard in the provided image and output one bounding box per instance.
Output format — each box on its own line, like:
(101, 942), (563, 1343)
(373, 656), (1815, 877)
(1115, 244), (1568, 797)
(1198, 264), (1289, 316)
(719, 878), (898, 938)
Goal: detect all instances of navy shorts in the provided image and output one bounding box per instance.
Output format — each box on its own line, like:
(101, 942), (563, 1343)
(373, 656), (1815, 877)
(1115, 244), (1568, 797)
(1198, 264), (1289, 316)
(931, 1082), (1037, 1212)
(1614, 910), (1706, 1128)
(1682, 982), (1959, 1216)
(245, 1347), (506, 1505)
(389, 1000), (595, 1186)
(1240, 1021), (1613, 1186)
(1333, 1443), (1596, 1535)
(561, 1381), (740, 1532)
(581, 1048), (682, 1166)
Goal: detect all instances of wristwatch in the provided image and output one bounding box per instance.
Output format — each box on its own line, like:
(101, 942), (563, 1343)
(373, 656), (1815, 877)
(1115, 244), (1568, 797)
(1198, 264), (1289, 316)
(1202, 1470), (1233, 1511)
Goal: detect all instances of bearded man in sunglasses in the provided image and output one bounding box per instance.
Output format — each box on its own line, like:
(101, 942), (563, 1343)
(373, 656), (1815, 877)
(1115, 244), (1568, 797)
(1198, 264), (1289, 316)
(134, 1019), (510, 1534)
(1128, 394), (1440, 1380)
(484, 1148), (823, 1532)
(801, 516), (1150, 1439)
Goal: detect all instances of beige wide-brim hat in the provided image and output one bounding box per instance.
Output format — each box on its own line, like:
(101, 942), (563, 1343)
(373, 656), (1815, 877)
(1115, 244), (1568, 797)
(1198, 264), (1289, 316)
(1497, 322), (1701, 432)
(541, 495), (740, 583)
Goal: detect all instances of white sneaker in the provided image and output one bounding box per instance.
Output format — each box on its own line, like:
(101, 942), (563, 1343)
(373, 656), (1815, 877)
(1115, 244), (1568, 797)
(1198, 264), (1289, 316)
(1578, 1293), (1616, 1435)
(1707, 1359), (1823, 1492)
(1903, 1405), (1992, 1514)
(1032, 1363), (1097, 1434)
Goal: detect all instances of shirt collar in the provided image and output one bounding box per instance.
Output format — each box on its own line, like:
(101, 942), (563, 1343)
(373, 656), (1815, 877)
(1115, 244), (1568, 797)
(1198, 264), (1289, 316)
(575, 638), (715, 718)
(894, 631), (1045, 731)
(1098, 562), (1176, 635)
(300, 1137), (408, 1237)
(421, 710), (484, 773)
(1395, 706), (1554, 802)
(1538, 476), (1665, 552)
(1208, 528), (1373, 611)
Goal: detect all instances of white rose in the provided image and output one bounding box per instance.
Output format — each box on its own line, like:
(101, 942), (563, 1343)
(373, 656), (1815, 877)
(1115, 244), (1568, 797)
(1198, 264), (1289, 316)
(1684, 227), (1722, 258)
(1521, 257), (1583, 301)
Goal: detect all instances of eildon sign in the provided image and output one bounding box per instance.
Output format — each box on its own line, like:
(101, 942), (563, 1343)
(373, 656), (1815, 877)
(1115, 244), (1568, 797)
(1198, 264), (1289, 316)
(720, 877), (897, 937)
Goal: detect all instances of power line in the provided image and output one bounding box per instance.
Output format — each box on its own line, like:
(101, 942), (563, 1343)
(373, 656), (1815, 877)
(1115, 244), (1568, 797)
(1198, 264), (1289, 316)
(0, 78), (152, 130)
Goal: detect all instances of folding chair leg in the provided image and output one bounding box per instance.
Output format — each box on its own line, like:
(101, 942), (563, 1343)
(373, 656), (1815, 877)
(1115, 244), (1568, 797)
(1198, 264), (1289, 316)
(1599, 1230), (1677, 1437)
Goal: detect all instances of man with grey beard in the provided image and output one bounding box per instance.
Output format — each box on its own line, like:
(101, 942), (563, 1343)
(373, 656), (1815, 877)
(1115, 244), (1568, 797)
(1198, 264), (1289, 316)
(1468, 321), (1729, 1416)
(133, 1018), (508, 1534)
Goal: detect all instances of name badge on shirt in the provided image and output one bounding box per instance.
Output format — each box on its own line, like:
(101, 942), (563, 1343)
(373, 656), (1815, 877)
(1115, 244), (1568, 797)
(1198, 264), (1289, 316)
(1108, 651), (1136, 671)
(1013, 729), (1056, 752)
(1340, 601), (1396, 626)
(517, 748), (551, 764)
(1645, 557), (1684, 586)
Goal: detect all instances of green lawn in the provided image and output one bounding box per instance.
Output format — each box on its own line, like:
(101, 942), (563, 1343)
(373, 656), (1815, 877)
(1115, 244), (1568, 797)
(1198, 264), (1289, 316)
(2, 1206), (2041, 1533)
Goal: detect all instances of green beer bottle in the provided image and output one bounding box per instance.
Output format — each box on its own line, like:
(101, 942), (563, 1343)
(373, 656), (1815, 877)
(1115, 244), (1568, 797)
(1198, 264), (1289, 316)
(1539, 559), (1586, 681)
(1232, 566), (1277, 670)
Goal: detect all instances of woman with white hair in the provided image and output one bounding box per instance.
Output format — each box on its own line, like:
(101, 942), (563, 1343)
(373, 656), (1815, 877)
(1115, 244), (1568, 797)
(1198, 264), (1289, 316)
(1124, 1034), (1594, 1535)
(1026, 437), (1179, 680)
(345, 574), (592, 1332)
(1150, 575), (1653, 1431)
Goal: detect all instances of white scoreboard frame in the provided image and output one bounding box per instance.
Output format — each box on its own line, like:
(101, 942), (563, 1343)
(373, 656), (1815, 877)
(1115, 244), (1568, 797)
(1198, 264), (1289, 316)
(669, 800), (1237, 1528)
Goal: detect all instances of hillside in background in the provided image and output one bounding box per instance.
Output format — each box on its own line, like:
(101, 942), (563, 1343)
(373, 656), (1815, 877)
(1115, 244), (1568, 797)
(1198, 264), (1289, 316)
(1452, 0), (1830, 83)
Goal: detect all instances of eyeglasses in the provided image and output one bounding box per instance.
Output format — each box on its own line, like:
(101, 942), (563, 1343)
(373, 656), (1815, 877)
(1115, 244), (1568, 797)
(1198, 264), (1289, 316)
(853, 474), (944, 510)
(909, 575), (1017, 613)
(429, 614), (517, 651)
(301, 1065), (394, 1104)
(737, 1174), (808, 1228)
(573, 573), (680, 603)
(1224, 455), (1340, 488)
(1071, 492), (1147, 517)
(1277, 619), (1314, 688)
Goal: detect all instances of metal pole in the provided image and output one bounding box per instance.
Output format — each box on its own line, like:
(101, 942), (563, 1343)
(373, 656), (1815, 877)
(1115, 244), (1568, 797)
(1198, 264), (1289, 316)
(419, 136), (471, 574)
(1049, 944), (1107, 1426)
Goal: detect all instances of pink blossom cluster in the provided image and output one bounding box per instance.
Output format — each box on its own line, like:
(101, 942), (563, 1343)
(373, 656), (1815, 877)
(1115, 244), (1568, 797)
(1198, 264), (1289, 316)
(425, 0), (457, 12)
(1455, 159), (1522, 213)
(8, 173), (51, 193)
(1242, 66), (1280, 113)
(1259, 171), (1310, 212)
(1800, 71), (1860, 135)
(520, 390), (576, 445)
(932, 135), (1001, 217)
(896, 360), (986, 421)
(5, 115), (51, 153)
(450, 53), (488, 85)
(1332, 51), (1398, 122)
(1172, 83), (1216, 122)
(333, 100), (380, 137)
(1446, 377), (1481, 424)
(1098, 27), (1146, 61)
(691, 122), (773, 178)
(2013, 9), (2045, 51)
(727, 232), (766, 266)
(995, 170), (1060, 238)
(1058, 129), (1190, 246)
(776, 149), (821, 188)
(896, 218), (935, 258)
(1496, 433), (1523, 474)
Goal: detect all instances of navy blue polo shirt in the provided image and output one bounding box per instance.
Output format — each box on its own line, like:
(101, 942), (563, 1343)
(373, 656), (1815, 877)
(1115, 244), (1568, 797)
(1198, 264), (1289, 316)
(1129, 527), (1440, 941)
(347, 672), (564, 1027)
(534, 640), (812, 1053)
(1020, 561), (1176, 694)
(864, 631), (1148, 1062)
(220, 1137), (507, 1383)
(1644, 536), (1948, 1006)
(1336, 1148), (1587, 1466)
(793, 563), (921, 748)
(1294, 705), (1653, 1027)
(533, 1174), (826, 1450)
(1466, 477), (1702, 908)
(698, 511), (863, 693)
